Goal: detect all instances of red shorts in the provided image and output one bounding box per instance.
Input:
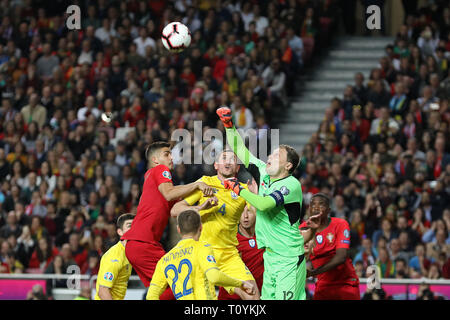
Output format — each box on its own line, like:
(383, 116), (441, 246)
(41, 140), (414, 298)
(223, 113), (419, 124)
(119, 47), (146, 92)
(125, 240), (174, 300)
(313, 283), (360, 300)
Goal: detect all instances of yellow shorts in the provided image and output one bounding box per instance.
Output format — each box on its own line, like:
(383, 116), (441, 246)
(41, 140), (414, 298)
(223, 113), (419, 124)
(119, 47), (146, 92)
(213, 247), (255, 293)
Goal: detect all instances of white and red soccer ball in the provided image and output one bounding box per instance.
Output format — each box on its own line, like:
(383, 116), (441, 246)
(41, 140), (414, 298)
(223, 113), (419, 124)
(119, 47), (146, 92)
(161, 22), (191, 53)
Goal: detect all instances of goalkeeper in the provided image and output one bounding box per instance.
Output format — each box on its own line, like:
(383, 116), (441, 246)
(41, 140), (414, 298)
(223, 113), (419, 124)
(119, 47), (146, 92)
(217, 106), (310, 300)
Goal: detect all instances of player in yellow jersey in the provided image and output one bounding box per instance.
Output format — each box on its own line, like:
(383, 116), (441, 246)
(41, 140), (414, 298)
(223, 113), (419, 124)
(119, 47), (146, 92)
(95, 213), (135, 300)
(170, 150), (260, 300)
(147, 210), (256, 300)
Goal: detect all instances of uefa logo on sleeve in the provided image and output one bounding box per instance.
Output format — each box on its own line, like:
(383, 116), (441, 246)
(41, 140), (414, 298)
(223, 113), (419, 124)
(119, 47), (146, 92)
(104, 272), (114, 281)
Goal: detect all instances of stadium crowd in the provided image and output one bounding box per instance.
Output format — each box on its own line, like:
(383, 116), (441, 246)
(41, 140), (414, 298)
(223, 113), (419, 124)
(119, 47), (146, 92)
(0, 0), (448, 301)
(299, 0), (450, 298)
(0, 0), (339, 298)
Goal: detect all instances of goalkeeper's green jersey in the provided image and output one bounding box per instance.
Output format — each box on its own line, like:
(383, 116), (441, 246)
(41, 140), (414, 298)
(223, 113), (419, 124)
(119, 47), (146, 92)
(225, 127), (304, 257)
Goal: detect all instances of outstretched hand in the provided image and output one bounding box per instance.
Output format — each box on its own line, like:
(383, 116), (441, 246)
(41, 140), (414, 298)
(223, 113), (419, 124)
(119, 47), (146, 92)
(223, 178), (243, 195)
(306, 213), (321, 230)
(241, 280), (256, 296)
(197, 181), (215, 197)
(197, 196), (219, 211)
(216, 106), (233, 128)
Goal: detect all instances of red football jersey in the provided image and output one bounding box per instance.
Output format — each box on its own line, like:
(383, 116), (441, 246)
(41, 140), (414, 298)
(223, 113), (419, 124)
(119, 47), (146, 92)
(122, 164), (175, 243)
(300, 217), (359, 286)
(218, 231), (264, 300)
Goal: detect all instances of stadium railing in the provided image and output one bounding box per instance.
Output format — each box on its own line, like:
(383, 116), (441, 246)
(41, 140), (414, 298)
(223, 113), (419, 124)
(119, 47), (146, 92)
(1, 274), (449, 300)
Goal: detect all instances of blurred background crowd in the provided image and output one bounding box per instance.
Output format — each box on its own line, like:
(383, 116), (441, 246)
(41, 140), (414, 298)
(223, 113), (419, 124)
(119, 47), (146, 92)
(0, 0), (449, 300)
(298, 0), (450, 291)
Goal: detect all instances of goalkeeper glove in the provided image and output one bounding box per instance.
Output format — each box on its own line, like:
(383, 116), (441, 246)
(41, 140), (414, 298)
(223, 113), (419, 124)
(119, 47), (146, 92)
(223, 178), (243, 195)
(216, 106), (233, 128)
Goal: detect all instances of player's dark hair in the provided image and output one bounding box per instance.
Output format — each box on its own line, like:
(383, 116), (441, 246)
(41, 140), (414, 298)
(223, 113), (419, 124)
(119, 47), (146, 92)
(145, 141), (171, 161)
(177, 210), (201, 235)
(280, 144), (299, 174)
(117, 213), (135, 230)
(310, 193), (331, 208)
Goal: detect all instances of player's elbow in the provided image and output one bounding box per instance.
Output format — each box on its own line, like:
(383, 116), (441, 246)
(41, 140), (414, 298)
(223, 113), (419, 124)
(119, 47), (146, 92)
(98, 286), (112, 300)
(170, 202), (183, 217)
(205, 268), (221, 285)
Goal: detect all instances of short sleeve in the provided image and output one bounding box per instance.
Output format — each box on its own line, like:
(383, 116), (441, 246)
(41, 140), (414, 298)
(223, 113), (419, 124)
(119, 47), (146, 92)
(97, 252), (121, 289)
(149, 259), (168, 290)
(336, 220), (351, 249)
(197, 244), (219, 273)
(152, 165), (173, 187)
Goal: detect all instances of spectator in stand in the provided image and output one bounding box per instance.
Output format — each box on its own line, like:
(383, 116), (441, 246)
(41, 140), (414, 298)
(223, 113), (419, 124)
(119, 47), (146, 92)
(28, 236), (58, 270)
(68, 232), (88, 268)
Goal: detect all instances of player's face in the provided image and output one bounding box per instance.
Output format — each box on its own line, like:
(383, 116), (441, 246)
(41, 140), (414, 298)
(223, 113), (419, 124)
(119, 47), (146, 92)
(154, 147), (173, 170)
(117, 219), (133, 237)
(266, 148), (287, 176)
(240, 205), (256, 229)
(214, 151), (239, 178)
(309, 197), (330, 220)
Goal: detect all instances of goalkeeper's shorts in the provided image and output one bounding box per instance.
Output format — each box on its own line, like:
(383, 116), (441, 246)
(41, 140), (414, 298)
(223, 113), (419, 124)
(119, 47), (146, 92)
(261, 248), (306, 300)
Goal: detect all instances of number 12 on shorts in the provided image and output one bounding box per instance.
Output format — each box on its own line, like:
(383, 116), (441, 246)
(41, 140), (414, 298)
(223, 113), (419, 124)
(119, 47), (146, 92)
(283, 290), (294, 300)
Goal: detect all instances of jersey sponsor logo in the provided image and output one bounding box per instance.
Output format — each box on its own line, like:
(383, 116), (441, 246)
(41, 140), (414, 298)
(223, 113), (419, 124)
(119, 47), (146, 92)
(316, 235), (323, 244)
(206, 255), (216, 263)
(280, 186), (290, 196)
(230, 191), (238, 199)
(110, 259), (119, 263)
(343, 229), (350, 238)
(341, 240), (350, 244)
(162, 170), (172, 180)
(326, 233), (334, 243)
(103, 272), (114, 281)
(249, 239), (256, 248)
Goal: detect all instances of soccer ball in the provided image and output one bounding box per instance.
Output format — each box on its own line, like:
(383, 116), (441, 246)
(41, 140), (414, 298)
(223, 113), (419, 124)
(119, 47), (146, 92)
(161, 22), (191, 53)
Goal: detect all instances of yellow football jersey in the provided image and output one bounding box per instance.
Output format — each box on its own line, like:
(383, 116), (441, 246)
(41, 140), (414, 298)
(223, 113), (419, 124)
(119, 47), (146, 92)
(184, 176), (247, 249)
(148, 238), (241, 300)
(94, 241), (132, 300)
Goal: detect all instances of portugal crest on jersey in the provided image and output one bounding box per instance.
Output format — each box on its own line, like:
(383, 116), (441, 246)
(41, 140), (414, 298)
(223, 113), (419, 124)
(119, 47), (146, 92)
(249, 239), (256, 248)
(327, 233), (334, 243)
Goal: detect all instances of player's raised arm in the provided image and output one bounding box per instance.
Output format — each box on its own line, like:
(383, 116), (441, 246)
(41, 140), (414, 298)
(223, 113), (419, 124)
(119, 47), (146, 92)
(158, 180), (214, 202)
(199, 245), (256, 296)
(217, 107), (264, 169)
(224, 178), (277, 211)
(170, 197), (219, 217)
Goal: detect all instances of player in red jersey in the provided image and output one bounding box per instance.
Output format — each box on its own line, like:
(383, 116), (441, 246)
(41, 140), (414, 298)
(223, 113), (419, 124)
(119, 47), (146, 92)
(300, 193), (360, 300)
(122, 142), (214, 299)
(218, 204), (264, 300)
